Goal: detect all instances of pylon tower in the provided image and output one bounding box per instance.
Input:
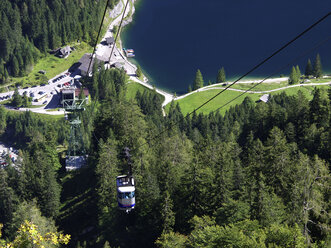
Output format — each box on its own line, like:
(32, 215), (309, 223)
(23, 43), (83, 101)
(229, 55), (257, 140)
(62, 87), (87, 170)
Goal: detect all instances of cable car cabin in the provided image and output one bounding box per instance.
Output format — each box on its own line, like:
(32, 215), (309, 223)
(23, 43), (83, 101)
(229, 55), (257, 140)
(116, 175), (135, 211)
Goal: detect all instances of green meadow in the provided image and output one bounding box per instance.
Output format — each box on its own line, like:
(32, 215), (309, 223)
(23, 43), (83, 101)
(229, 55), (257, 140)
(168, 83), (330, 116)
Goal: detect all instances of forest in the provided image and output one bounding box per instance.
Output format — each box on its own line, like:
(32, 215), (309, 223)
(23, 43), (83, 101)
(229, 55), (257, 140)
(0, 0), (119, 80)
(0, 0), (329, 246)
(0, 62), (330, 247)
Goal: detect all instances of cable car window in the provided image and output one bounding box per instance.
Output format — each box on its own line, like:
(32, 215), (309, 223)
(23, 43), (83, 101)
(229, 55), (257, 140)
(129, 191), (135, 198)
(118, 191), (135, 199)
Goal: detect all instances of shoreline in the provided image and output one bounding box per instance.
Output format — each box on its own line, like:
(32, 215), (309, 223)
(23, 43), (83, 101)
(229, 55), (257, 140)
(109, 1), (331, 111)
(104, 0), (175, 109)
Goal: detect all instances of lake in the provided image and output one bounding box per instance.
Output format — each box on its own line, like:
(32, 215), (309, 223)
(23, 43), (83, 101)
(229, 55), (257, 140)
(122, 0), (331, 94)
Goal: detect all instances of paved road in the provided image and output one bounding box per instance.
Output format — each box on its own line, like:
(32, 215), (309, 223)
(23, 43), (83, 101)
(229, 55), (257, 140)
(174, 81), (331, 102)
(0, 71), (80, 115)
(95, 0), (137, 75)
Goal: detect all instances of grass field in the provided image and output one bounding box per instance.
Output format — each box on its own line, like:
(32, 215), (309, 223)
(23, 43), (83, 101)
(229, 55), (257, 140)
(217, 78), (331, 92)
(8, 42), (92, 87)
(168, 84), (330, 116)
(5, 107), (64, 121)
(230, 81), (289, 91)
(170, 90), (261, 115)
(126, 81), (152, 100)
(271, 85), (329, 98)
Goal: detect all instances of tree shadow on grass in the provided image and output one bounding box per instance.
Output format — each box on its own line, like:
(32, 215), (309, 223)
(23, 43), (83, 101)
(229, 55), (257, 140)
(57, 164), (99, 246)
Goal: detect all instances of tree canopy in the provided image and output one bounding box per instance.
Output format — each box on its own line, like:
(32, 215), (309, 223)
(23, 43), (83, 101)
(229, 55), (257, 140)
(0, 66), (330, 247)
(193, 69), (204, 90)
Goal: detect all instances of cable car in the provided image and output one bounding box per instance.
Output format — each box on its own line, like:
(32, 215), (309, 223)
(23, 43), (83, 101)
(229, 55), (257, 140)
(116, 175), (135, 212)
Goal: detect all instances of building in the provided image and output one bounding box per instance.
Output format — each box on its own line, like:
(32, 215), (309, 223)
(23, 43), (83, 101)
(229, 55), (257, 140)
(61, 87), (89, 107)
(106, 37), (115, 45)
(77, 53), (108, 76)
(259, 94), (270, 103)
(58, 46), (72, 58)
(61, 88), (75, 107)
(112, 62), (123, 69)
(75, 88), (89, 102)
(77, 54), (95, 76)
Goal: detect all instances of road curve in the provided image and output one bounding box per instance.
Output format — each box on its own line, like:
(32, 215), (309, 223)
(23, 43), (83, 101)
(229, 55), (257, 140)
(173, 81), (331, 102)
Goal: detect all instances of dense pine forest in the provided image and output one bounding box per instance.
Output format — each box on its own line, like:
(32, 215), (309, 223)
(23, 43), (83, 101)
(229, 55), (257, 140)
(0, 0), (119, 80)
(0, 62), (330, 247)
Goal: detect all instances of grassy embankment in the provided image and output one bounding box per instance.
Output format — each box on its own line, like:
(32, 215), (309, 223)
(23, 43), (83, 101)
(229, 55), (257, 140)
(3, 42), (92, 91)
(168, 78), (331, 116)
(126, 81), (162, 100)
(3, 106), (64, 121)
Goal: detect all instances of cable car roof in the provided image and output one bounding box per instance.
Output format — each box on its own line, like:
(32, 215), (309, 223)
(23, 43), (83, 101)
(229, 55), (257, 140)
(118, 186), (135, 193)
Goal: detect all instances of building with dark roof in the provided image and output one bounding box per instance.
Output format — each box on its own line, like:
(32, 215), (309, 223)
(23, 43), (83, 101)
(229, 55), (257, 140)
(78, 53), (109, 76)
(77, 54), (95, 76)
(58, 46), (72, 58)
(106, 37), (115, 45)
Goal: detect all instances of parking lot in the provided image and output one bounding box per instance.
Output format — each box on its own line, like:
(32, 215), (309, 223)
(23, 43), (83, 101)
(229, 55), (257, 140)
(0, 70), (81, 114)
(0, 142), (19, 168)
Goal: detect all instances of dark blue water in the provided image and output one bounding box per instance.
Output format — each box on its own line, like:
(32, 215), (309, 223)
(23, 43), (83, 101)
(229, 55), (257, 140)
(123, 0), (331, 94)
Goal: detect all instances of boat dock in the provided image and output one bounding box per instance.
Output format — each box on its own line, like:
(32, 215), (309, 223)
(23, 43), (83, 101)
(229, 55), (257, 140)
(123, 48), (135, 57)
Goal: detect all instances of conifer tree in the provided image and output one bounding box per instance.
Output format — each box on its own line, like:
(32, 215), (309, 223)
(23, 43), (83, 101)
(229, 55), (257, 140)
(295, 65), (301, 82)
(20, 141), (61, 218)
(309, 88), (329, 128)
(193, 69), (204, 90)
(0, 31), (10, 61)
(96, 138), (119, 210)
(188, 84), (192, 93)
(161, 191), (175, 234)
(12, 88), (22, 107)
(0, 169), (16, 225)
(103, 241), (111, 248)
(0, 59), (3, 76)
(217, 67), (226, 83)
(313, 54), (322, 78)
(136, 65), (142, 78)
(3, 68), (9, 83)
(305, 59), (313, 77)
(11, 55), (20, 77)
(288, 66), (298, 84)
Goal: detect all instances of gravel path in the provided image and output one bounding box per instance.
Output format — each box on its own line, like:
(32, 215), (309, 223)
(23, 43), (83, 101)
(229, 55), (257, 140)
(174, 81), (331, 101)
